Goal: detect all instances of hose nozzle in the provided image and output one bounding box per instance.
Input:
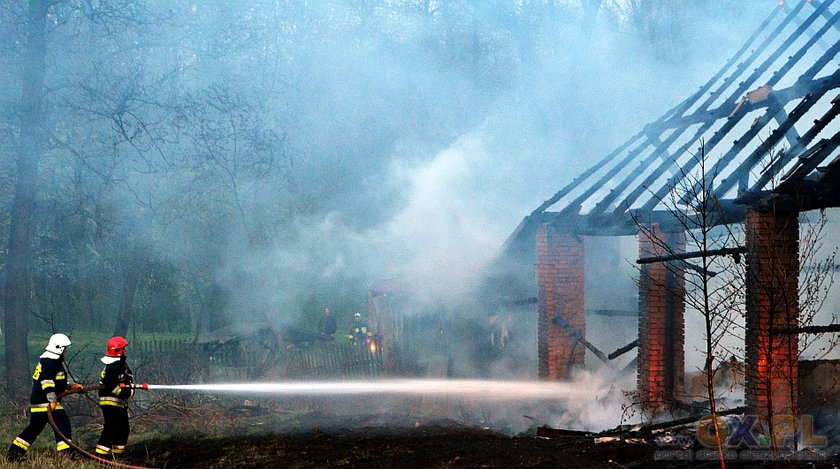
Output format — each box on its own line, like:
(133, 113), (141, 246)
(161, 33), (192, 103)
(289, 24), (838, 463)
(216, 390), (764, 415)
(119, 383), (149, 390)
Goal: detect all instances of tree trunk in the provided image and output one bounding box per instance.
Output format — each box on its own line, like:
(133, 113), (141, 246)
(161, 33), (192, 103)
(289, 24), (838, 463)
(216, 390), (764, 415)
(4, 0), (48, 402)
(112, 261), (141, 338)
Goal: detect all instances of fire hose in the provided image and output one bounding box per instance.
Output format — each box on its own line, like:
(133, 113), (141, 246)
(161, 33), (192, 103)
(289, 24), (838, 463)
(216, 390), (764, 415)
(47, 383), (154, 469)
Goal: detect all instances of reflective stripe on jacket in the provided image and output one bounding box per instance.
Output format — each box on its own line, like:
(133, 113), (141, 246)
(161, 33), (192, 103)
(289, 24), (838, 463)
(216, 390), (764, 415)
(29, 358), (68, 405)
(98, 357), (134, 407)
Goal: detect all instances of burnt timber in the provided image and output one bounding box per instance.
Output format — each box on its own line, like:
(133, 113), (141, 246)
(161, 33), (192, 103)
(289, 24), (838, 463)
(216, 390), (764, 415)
(493, 1), (840, 412)
(636, 246), (746, 264)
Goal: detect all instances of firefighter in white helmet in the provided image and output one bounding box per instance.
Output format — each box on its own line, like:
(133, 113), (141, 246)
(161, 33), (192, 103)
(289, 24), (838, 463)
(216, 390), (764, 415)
(7, 333), (84, 461)
(347, 313), (369, 342)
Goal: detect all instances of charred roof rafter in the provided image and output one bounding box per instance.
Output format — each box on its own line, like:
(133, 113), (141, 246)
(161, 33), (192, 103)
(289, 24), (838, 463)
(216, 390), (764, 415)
(506, 0), (840, 250)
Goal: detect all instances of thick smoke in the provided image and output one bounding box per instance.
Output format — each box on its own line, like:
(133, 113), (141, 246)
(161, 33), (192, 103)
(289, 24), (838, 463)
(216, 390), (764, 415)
(200, 2), (789, 384)
(375, 136), (510, 304)
(204, 2), (836, 435)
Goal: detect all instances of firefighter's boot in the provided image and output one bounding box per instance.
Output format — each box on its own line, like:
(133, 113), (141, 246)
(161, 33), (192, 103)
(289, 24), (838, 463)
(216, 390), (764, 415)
(6, 443), (26, 462)
(111, 445), (126, 460)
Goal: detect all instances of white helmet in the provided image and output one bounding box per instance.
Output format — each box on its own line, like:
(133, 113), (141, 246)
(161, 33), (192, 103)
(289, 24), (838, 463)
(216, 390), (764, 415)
(42, 333), (71, 358)
(354, 313), (362, 319)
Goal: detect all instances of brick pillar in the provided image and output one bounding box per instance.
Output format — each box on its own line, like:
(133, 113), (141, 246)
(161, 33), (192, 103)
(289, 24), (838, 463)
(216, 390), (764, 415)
(637, 225), (685, 411)
(745, 209), (799, 421)
(536, 224), (585, 380)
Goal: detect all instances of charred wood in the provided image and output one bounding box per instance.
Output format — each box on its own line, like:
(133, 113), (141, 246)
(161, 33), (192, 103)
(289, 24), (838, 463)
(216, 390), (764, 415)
(774, 323), (840, 334)
(639, 406), (749, 433)
(637, 246), (746, 264)
(587, 309), (636, 317)
(607, 339), (639, 360)
(552, 315), (608, 363)
(675, 259), (717, 277)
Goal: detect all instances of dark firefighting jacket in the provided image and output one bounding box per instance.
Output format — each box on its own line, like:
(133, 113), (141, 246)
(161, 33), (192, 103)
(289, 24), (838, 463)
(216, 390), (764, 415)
(29, 357), (68, 411)
(349, 320), (369, 340)
(98, 357), (134, 408)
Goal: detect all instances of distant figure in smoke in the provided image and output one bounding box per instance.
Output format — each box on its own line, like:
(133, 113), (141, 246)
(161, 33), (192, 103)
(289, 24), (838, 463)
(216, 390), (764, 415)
(318, 307), (337, 340)
(7, 333), (84, 461)
(95, 336), (135, 458)
(347, 313), (370, 343)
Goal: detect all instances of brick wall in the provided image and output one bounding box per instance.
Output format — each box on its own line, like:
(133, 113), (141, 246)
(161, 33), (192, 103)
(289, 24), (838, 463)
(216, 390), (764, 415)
(637, 225), (685, 411)
(745, 209), (799, 420)
(536, 224), (585, 380)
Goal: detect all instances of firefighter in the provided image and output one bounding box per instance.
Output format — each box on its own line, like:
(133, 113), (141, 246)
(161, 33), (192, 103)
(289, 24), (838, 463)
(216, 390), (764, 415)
(7, 333), (83, 461)
(95, 336), (135, 457)
(348, 313), (369, 342)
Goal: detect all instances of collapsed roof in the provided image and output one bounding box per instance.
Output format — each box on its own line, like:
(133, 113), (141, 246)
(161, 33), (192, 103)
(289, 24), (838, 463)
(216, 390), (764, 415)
(505, 0), (839, 251)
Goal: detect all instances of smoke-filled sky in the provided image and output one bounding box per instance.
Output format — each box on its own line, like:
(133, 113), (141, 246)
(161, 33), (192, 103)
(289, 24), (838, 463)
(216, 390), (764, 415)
(214, 1), (775, 315)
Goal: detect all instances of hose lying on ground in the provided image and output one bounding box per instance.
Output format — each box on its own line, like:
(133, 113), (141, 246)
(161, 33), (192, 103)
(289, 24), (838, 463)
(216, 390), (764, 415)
(47, 386), (156, 469)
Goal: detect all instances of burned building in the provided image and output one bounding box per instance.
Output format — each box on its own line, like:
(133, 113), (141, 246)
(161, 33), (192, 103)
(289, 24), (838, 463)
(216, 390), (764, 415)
(495, 0), (840, 420)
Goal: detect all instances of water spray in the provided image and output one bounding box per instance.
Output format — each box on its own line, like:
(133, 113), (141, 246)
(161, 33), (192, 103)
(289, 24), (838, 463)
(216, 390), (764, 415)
(43, 377), (610, 469)
(124, 379), (595, 401)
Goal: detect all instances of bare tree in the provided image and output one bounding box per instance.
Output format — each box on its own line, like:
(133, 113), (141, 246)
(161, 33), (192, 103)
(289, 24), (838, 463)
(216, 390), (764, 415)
(736, 150), (838, 460)
(174, 84), (285, 227)
(633, 142), (744, 468)
(2, 0), (159, 399)
(4, 0), (49, 401)
(635, 138), (840, 464)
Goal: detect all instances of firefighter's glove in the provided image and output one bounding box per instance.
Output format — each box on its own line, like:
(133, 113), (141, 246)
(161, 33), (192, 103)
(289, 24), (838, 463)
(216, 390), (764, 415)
(47, 401), (58, 411)
(69, 384), (85, 394)
(46, 392), (58, 403)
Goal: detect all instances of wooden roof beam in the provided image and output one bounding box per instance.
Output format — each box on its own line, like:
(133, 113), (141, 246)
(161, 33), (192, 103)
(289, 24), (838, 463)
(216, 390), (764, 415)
(596, 5), (811, 217)
(633, 4), (827, 213)
(713, 87), (833, 200)
(751, 82), (840, 191)
(808, 0), (840, 33)
(529, 6), (787, 217)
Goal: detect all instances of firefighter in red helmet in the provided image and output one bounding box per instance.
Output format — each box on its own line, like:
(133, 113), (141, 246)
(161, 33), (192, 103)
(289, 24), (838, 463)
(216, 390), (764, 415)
(95, 336), (135, 457)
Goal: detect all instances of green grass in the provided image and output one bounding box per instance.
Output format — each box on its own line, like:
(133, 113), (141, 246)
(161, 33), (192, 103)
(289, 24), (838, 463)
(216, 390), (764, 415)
(0, 451), (101, 468)
(0, 379), (332, 468)
(0, 400), (102, 469)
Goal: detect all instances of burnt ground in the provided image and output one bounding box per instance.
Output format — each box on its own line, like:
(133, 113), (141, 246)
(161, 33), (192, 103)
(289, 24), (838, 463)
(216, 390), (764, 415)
(103, 396), (840, 469)
(128, 424), (652, 469)
(120, 420), (840, 469)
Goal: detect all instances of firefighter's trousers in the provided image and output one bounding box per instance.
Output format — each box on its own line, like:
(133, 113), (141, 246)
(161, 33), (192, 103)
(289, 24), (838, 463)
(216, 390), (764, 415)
(96, 405), (129, 454)
(11, 408), (72, 452)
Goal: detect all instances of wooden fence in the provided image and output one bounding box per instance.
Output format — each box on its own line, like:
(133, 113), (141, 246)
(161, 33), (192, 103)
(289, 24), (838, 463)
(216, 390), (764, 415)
(129, 339), (384, 382)
(133, 339), (191, 358)
(282, 342), (383, 378)
(131, 339), (204, 384)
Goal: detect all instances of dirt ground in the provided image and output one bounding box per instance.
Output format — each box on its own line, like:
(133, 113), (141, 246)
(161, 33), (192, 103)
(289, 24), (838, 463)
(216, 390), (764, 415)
(118, 420), (840, 469)
(88, 393), (840, 469)
(126, 425), (652, 469)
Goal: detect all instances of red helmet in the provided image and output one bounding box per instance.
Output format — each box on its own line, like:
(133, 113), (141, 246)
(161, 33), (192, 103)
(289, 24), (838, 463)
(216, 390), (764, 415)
(107, 336), (129, 357)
